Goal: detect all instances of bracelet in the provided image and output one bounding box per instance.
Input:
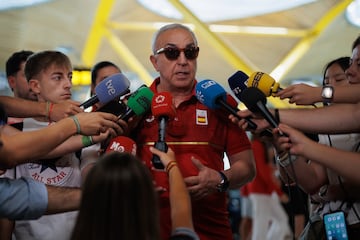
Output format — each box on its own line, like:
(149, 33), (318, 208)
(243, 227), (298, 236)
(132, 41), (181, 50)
(81, 136), (94, 147)
(274, 108), (280, 123)
(166, 163), (177, 173)
(318, 185), (329, 198)
(48, 103), (54, 122)
(166, 160), (177, 173)
(277, 151), (288, 160)
(276, 152), (297, 167)
(70, 115), (81, 134)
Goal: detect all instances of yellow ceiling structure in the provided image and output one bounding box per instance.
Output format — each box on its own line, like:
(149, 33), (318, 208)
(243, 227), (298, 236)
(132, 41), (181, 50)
(0, 0), (358, 108)
(81, 0), (354, 108)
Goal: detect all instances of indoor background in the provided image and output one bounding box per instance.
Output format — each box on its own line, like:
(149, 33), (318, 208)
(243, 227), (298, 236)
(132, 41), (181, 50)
(0, 0), (359, 107)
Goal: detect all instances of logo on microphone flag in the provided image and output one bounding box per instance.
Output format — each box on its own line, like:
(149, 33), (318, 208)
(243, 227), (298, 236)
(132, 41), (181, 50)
(196, 109), (208, 125)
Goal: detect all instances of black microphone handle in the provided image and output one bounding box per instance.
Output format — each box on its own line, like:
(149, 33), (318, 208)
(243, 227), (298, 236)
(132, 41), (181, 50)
(217, 99), (258, 130)
(158, 117), (167, 142)
(96, 100), (127, 115)
(255, 101), (279, 128)
(80, 95), (99, 109)
(119, 107), (135, 121)
(151, 116), (169, 170)
(152, 141), (167, 169)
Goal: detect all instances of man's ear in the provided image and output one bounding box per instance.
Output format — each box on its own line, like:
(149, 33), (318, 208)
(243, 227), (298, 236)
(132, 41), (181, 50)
(150, 55), (159, 72)
(7, 76), (16, 90)
(28, 79), (40, 95)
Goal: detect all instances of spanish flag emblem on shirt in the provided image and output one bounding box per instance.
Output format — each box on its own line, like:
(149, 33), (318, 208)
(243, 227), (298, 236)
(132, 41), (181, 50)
(196, 109), (208, 125)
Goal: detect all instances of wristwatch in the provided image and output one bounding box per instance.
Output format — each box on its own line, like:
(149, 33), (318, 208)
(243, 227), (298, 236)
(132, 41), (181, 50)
(321, 86), (334, 104)
(216, 171), (229, 192)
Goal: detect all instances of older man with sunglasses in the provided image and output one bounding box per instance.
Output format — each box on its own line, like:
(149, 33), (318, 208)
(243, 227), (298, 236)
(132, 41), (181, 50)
(131, 23), (256, 240)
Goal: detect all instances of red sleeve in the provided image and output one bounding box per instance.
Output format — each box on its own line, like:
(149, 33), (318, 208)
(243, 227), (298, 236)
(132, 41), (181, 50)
(226, 121), (251, 156)
(251, 139), (283, 195)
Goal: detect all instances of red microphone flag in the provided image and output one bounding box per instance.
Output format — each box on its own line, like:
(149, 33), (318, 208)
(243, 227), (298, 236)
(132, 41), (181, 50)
(105, 136), (137, 156)
(151, 92), (176, 120)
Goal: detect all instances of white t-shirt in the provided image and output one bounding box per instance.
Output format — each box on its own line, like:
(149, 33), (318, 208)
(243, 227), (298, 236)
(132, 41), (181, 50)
(11, 118), (82, 240)
(318, 133), (360, 225)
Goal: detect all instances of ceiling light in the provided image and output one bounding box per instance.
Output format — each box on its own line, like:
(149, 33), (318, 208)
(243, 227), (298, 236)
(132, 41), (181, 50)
(137, 0), (316, 22)
(346, 0), (360, 28)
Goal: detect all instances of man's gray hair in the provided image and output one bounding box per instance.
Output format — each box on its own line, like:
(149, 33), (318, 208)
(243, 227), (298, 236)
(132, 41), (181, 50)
(151, 23), (198, 54)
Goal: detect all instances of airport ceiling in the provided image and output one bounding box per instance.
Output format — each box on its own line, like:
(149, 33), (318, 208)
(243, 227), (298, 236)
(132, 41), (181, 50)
(0, 0), (359, 107)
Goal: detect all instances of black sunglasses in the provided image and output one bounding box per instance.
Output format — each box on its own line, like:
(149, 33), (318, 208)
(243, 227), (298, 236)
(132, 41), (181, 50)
(155, 46), (199, 60)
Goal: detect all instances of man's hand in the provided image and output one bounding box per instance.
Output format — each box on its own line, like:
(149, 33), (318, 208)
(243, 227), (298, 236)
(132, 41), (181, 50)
(229, 109), (270, 134)
(74, 112), (124, 136)
(184, 157), (221, 200)
(51, 100), (83, 121)
(275, 83), (321, 105)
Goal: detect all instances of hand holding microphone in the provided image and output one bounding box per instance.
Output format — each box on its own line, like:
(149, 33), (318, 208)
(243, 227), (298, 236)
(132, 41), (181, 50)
(240, 87), (279, 128)
(228, 71), (274, 136)
(80, 73), (130, 109)
(119, 85), (154, 121)
(275, 83), (321, 105)
(151, 92), (176, 169)
(99, 85), (153, 151)
(247, 71), (319, 105)
(195, 79), (257, 130)
(240, 87), (285, 137)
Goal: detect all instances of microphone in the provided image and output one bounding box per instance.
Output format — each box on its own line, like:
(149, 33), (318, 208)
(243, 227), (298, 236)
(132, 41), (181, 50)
(151, 92), (176, 169)
(195, 79), (257, 130)
(96, 100), (127, 115)
(119, 85), (154, 121)
(80, 73), (130, 109)
(240, 87), (279, 129)
(228, 71), (273, 137)
(247, 72), (283, 97)
(105, 136), (137, 156)
(228, 70), (249, 99)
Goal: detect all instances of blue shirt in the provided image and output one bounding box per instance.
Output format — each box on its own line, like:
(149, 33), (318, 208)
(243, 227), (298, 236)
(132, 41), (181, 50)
(0, 177), (47, 220)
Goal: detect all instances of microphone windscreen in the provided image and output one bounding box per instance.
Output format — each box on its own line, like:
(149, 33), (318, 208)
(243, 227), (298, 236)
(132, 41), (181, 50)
(95, 73), (130, 104)
(247, 72), (280, 97)
(240, 87), (267, 113)
(151, 92), (176, 119)
(195, 79), (226, 109)
(105, 136), (137, 155)
(228, 71), (249, 100)
(126, 86), (154, 116)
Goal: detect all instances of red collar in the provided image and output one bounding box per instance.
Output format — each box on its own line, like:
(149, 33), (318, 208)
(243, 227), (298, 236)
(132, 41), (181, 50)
(149, 77), (198, 100)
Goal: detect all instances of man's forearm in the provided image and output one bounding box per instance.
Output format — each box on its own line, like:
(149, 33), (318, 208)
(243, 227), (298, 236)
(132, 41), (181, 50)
(333, 85), (360, 104)
(278, 103), (360, 134)
(280, 155), (326, 194)
(46, 185), (81, 214)
(302, 142), (360, 184)
(0, 117), (77, 168)
(227, 151), (256, 189)
(0, 96), (46, 118)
